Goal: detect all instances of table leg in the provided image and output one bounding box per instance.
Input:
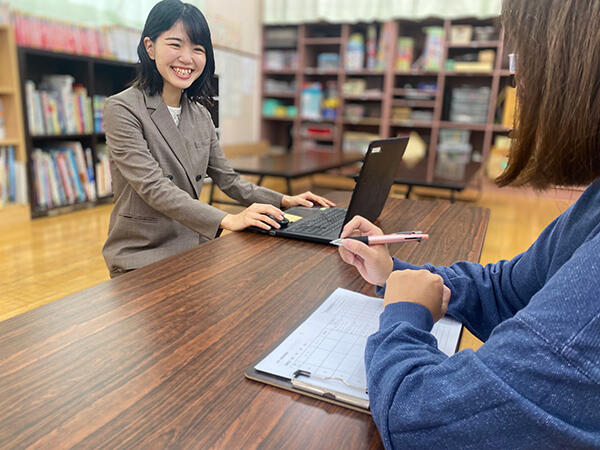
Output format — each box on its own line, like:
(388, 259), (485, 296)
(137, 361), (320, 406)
(209, 182), (216, 205)
(405, 185), (413, 199)
(450, 190), (456, 203)
(257, 175), (264, 186)
(286, 178), (292, 195)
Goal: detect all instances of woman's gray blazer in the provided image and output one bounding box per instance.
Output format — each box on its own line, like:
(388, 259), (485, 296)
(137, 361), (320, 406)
(102, 86), (282, 277)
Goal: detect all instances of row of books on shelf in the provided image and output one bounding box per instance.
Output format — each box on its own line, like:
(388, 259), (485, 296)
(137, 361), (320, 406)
(31, 141), (112, 209)
(0, 146), (28, 207)
(11, 11), (139, 62)
(25, 78), (107, 136)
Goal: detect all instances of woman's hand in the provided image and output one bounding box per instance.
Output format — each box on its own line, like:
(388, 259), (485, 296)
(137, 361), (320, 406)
(383, 270), (451, 322)
(337, 215), (394, 286)
(281, 191), (335, 209)
(220, 203), (285, 231)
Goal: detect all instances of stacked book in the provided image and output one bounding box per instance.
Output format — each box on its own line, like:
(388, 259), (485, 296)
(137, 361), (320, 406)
(31, 141), (97, 209)
(0, 146), (28, 206)
(25, 77), (95, 136)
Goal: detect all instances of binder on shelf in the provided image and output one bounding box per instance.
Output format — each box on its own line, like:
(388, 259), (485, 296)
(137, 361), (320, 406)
(246, 288), (463, 414)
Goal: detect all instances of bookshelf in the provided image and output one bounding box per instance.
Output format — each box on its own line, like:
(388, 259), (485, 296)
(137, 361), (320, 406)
(261, 17), (513, 189)
(0, 24), (26, 211)
(17, 47), (137, 217)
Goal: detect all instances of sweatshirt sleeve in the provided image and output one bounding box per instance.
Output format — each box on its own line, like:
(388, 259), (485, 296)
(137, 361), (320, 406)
(365, 237), (600, 449)
(376, 215), (563, 342)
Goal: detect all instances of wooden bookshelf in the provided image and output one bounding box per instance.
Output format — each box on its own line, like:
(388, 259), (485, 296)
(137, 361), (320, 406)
(17, 47), (138, 218)
(261, 17), (513, 188)
(0, 24), (26, 210)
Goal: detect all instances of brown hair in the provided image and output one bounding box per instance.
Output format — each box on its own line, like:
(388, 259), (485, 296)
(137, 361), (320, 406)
(498, 0), (600, 188)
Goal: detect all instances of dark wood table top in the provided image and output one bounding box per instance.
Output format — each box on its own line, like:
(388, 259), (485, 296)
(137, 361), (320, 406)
(230, 151), (364, 178)
(0, 193), (489, 448)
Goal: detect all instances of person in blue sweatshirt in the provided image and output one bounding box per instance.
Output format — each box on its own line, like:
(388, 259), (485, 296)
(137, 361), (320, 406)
(337, 1), (600, 448)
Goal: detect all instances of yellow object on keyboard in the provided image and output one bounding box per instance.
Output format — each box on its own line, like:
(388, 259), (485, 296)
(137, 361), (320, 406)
(283, 213), (303, 223)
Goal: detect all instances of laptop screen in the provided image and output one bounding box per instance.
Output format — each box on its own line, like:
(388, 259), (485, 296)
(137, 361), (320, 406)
(342, 136), (409, 227)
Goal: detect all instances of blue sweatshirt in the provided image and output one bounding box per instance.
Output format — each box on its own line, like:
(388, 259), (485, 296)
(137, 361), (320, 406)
(365, 180), (600, 449)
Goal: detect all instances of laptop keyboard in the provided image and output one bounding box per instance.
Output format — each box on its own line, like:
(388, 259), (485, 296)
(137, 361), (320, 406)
(287, 208), (347, 235)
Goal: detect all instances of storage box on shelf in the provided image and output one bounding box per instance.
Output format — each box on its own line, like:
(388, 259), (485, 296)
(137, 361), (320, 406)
(261, 16), (513, 193)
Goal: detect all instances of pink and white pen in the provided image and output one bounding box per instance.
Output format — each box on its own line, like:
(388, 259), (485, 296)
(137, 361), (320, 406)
(330, 231), (428, 246)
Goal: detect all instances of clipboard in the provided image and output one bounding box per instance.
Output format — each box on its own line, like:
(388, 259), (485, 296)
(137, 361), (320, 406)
(245, 288), (463, 414)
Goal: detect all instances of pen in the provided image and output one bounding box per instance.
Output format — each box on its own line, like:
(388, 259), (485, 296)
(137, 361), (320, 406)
(330, 232), (428, 246)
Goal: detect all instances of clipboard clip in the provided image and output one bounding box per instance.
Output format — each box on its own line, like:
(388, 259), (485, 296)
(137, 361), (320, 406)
(291, 369), (370, 410)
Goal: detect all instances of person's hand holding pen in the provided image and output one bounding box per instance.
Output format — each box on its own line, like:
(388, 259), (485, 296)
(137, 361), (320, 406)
(336, 215), (395, 286)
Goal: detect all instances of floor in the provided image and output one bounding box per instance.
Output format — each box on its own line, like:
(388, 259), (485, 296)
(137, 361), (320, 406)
(0, 177), (578, 323)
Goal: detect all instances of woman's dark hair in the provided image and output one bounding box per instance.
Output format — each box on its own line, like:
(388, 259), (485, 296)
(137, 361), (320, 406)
(132, 0), (215, 103)
(497, 0), (600, 189)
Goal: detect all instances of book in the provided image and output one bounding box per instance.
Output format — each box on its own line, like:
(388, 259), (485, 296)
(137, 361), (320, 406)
(246, 288), (462, 412)
(366, 24), (377, 70)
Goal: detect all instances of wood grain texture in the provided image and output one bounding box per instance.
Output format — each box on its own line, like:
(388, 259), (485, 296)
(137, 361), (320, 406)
(0, 194), (488, 449)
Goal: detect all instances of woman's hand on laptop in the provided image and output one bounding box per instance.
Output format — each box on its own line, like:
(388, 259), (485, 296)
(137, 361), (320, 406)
(337, 216), (394, 286)
(281, 191), (335, 209)
(220, 203), (284, 231)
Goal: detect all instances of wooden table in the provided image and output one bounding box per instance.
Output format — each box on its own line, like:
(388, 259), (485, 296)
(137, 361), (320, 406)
(210, 151), (364, 204)
(0, 193), (489, 448)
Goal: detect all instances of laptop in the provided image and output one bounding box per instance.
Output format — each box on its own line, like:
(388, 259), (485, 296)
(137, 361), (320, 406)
(250, 136), (408, 245)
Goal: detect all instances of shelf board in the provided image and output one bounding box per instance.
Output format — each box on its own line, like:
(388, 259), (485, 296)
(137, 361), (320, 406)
(263, 69), (297, 75)
(343, 93), (383, 101)
(264, 44), (298, 50)
(299, 135), (335, 142)
(18, 46), (136, 68)
(97, 194), (114, 203)
(395, 70), (439, 76)
(343, 118), (381, 126)
(444, 71), (494, 77)
(0, 139), (21, 146)
(390, 120), (434, 128)
(301, 145), (336, 152)
(304, 37), (342, 45)
(263, 92), (296, 98)
(491, 124), (512, 132)
(0, 86), (15, 94)
(301, 117), (336, 123)
(448, 40), (500, 49)
(263, 115), (296, 122)
(345, 69), (385, 76)
(393, 88), (437, 97)
(439, 121), (487, 131)
(31, 133), (94, 140)
(392, 99), (436, 108)
(31, 200), (99, 218)
(304, 68), (339, 76)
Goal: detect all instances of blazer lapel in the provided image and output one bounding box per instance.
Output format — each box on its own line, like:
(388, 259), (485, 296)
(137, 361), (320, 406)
(145, 91), (198, 196)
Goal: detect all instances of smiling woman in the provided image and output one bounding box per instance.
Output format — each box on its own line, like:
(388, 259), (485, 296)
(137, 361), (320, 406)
(101, 0), (334, 278)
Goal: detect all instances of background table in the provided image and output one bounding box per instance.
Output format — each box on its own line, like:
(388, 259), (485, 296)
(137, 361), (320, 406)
(0, 193), (489, 448)
(210, 151), (364, 204)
